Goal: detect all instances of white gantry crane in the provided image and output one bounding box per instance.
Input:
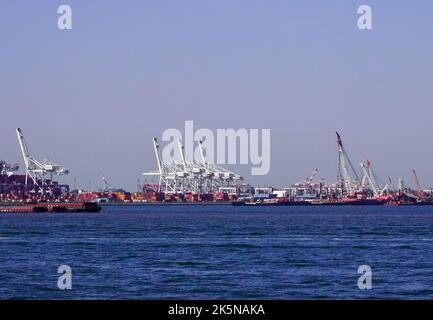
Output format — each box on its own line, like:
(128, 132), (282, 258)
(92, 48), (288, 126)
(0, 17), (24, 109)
(143, 137), (243, 194)
(16, 128), (69, 194)
(143, 138), (177, 193)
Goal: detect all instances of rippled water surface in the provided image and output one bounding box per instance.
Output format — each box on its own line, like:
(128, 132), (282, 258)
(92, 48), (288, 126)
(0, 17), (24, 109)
(1, 205), (433, 299)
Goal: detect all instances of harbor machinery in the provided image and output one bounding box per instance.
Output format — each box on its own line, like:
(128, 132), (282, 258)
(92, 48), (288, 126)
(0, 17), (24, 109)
(412, 169), (425, 201)
(336, 132), (361, 196)
(0, 160), (19, 177)
(360, 159), (389, 198)
(16, 128), (69, 195)
(143, 137), (243, 194)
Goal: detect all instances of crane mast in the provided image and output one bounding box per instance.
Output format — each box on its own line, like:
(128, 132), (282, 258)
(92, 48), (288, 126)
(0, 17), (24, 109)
(198, 140), (209, 169)
(16, 128), (32, 171)
(306, 168), (318, 188)
(336, 132), (361, 196)
(178, 140), (187, 171)
(412, 169), (423, 200)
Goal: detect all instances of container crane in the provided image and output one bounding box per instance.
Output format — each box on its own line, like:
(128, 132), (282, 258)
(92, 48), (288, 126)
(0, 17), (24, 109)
(143, 137), (243, 194)
(143, 138), (177, 193)
(16, 128), (69, 194)
(102, 175), (115, 192)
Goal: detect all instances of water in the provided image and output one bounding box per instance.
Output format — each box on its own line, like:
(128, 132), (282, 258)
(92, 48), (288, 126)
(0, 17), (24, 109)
(1, 205), (433, 299)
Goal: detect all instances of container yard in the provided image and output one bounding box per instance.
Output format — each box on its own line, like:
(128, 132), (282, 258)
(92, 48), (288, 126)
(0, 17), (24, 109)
(1, 129), (433, 207)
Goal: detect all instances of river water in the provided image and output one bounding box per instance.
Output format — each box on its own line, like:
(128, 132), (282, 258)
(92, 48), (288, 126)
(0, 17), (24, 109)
(1, 205), (433, 299)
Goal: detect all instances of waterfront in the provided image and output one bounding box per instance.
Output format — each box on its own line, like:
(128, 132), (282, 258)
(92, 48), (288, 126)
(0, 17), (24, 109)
(1, 205), (433, 299)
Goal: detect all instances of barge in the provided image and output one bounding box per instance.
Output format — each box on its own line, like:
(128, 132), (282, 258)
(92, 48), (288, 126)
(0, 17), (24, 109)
(0, 202), (102, 213)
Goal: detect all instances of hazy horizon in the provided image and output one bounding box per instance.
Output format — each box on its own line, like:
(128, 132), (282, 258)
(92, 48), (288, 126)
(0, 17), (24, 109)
(1, 1), (433, 191)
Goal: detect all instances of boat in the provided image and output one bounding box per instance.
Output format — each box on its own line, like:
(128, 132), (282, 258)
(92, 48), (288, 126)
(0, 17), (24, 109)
(0, 202), (102, 213)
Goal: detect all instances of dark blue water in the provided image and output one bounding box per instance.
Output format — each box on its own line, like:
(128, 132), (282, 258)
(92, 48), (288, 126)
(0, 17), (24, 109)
(1, 205), (433, 299)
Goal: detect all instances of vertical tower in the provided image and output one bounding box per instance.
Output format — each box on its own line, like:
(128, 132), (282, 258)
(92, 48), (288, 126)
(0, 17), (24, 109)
(336, 132), (361, 196)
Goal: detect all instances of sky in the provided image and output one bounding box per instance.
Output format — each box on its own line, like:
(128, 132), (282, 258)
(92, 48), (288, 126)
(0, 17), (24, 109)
(1, 1), (433, 191)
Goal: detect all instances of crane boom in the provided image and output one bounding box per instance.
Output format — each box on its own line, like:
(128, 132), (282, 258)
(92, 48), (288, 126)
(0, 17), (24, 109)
(336, 132), (361, 194)
(306, 168), (318, 187)
(16, 128), (32, 170)
(153, 138), (163, 175)
(412, 169), (422, 199)
(198, 140), (208, 168)
(177, 140), (187, 171)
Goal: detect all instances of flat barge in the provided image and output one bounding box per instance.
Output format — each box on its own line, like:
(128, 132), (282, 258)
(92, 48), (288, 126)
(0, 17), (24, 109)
(0, 202), (102, 213)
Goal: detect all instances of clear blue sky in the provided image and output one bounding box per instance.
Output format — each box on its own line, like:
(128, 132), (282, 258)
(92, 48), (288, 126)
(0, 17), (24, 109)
(1, 1), (433, 191)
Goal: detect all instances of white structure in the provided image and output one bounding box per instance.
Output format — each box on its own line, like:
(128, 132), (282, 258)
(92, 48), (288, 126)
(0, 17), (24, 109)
(143, 138), (243, 194)
(16, 128), (69, 193)
(360, 159), (389, 197)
